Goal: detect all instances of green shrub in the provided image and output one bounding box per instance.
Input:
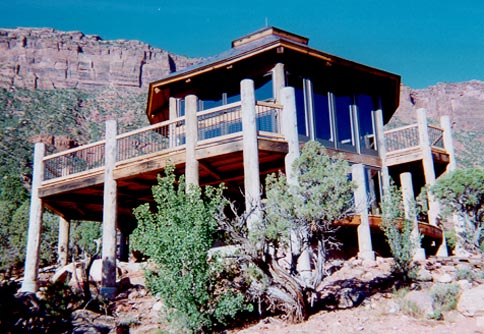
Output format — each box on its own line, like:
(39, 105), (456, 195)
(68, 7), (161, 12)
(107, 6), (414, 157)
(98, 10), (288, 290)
(429, 283), (460, 320)
(380, 181), (417, 280)
(455, 267), (475, 282)
(132, 165), (250, 333)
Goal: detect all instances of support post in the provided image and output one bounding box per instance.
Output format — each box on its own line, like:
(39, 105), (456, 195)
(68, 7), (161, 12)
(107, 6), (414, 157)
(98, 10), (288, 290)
(352, 164), (375, 261)
(169, 97), (178, 148)
(417, 108), (448, 256)
(281, 86), (300, 184)
(400, 172), (426, 260)
(57, 217), (70, 267)
(272, 63), (285, 103)
(185, 94), (199, 189)
(441, 116), (456, 172)
(21, 142), (45, 292)
(374, 109), (390, 194)
(101, 119), (118, 298)
(281, 86), (311, 278)
(241, 79), (261, 231)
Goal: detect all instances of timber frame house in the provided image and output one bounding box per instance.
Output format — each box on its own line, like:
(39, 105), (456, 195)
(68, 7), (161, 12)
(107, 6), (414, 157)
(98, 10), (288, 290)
(22, 27), (456, 295)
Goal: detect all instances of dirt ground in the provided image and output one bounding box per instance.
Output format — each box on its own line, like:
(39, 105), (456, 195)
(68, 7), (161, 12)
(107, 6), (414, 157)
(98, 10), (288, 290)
(229, 300), (484, 334)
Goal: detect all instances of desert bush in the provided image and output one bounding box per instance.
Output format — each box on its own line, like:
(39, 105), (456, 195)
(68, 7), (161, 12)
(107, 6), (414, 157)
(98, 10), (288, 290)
(428, 283), (460, 320)
(132, 165), (250, 334)
(380, 181), (417, 280)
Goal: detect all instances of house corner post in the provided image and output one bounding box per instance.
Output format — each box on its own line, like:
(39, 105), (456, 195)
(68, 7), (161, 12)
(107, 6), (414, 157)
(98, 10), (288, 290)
(57, 216), (70, 267)
(352, 164), (375, 261)
(168, 97), (178, 148)
(21, 142), (45, 292)
(441, 116), (456, 172)
(185, 94), (199, 189)
(101, 119), (118, 299)
(417, 109), (447, 256)
(281, 86), (311, 278)
(374, 109), (390, 194)
(241, 79), (261, 231)
(281, 86), (300, 184)
(400, 172), (426, 260)
(272, 63), (285, 103)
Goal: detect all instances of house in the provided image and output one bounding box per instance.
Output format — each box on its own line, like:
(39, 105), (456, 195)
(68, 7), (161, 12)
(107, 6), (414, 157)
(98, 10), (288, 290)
(21, 27), (455, 296)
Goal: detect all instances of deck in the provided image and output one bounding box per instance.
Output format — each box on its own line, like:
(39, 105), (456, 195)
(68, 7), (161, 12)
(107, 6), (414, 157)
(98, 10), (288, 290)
(40, 102), (288, 226)
(37, 101), (448, 237)
(385, 123), (449, 166)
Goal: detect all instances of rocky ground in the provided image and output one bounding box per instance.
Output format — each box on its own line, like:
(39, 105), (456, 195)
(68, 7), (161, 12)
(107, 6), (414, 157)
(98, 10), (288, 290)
(37, 255), (484, 334)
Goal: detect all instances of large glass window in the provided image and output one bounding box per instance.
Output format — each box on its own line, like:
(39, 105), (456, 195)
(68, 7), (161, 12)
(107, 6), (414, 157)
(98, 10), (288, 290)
(255, 74), (273, 101)
(357, 94), (378, 154)
(313, 88), (332, 146)
(334, 94), (355, 152)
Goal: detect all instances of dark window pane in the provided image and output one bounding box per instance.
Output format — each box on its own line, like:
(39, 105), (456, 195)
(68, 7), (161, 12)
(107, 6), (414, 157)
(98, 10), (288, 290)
(313, 91), (331, 141)
(294, 87), (307, 136)
(201, 97), (223, 110)
(357, 94), (377, 152)
(334, 94), (353, 148)
(255, 76), (273, 101)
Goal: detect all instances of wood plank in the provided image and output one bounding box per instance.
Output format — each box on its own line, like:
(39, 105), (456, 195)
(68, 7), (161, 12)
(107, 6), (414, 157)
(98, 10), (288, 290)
(39, 173), (105, 197)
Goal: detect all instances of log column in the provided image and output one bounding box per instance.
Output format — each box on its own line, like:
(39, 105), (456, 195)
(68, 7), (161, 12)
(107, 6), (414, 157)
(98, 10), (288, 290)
(281, 86), (311, 278)
(272, 63), (285, 103)
(441, 116), (456, 172)
(169, 97), (178, 148)
(185, 94), (199, 189)
(417, 109), (448, 256)
(57, 217), (70, 267)
(374, 109), (390, 194)
(241, 79), (261, 231)
(352, 164), (375, 261)
(281, 86), (300, 184)
(101, 119), (118, 299)
(21, 142), (45, 292)
(400, 172), (426, 260)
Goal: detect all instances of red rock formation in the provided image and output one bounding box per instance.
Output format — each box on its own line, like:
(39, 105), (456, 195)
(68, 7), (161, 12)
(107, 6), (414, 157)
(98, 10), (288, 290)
(0, 28), (199, 90)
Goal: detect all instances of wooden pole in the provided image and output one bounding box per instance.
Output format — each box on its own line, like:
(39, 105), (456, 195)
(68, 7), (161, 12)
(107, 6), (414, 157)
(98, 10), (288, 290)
(241, 79), (261, 231)
(374, 109), (390, 194)
(352, 163), (375, 261)
(21, 142), (45, 292)
(185, 94), (199, 189)
(57, 216), (70, 267)
(417, 108), (447, 256)
(281, 86), (300, 185)
(441, 116), (457, 172)
(101, 119), (118, 298)
(400, 172), (426, 260)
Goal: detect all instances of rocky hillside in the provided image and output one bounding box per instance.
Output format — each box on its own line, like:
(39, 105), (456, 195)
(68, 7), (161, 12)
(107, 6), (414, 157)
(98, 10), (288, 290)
(393, 81), (484, 168)
(0, 28), (198, 90)
(0, 27), (482, 169)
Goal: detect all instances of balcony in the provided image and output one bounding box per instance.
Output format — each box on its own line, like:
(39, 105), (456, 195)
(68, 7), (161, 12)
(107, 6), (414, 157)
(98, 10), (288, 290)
(39, 101), (287, 223)
(384, 124), (450, 166)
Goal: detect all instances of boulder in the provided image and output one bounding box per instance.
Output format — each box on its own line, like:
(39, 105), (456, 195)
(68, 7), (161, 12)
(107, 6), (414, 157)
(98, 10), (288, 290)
(457, 285), (484, 317)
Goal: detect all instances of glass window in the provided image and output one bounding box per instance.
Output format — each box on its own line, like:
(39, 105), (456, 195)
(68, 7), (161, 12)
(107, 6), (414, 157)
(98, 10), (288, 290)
(227, 92), (241, 104)
(313, 89), (332, 143)
(357, 94), (377, 153)
(334, 94), (355, 152)
(177, 99), (185, 117)
(201, 97), (223, 110)
(255, 74), (273, 101)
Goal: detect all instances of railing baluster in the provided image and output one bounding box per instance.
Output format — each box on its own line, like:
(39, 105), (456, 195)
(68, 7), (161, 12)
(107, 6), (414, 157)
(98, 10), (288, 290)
(42, 101), (282, 182)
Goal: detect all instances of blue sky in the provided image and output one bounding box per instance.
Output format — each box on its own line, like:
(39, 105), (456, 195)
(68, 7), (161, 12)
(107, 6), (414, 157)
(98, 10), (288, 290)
(2, 0), (483, 88)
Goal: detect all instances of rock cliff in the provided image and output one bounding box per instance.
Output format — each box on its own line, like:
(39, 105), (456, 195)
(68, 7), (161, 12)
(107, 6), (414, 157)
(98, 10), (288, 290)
(0, 28), (198, 90)
(394, 81), (484, 167)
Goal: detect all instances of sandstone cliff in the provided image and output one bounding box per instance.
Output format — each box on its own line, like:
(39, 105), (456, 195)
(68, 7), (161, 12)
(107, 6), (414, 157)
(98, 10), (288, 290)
(394, 81), (484, 167)
(0, 28), (198, 90)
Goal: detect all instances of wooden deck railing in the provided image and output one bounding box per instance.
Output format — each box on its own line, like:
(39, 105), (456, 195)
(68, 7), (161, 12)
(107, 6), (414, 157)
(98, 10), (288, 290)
(384, 124), (444, 153)
(42, 102), (282, 182)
